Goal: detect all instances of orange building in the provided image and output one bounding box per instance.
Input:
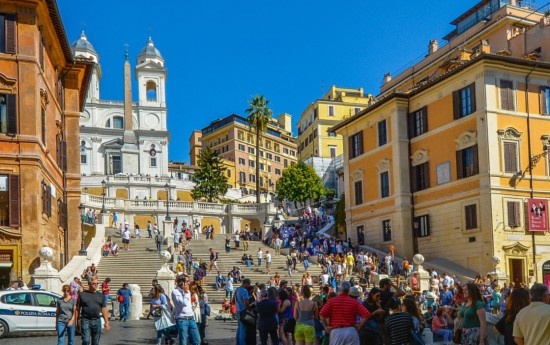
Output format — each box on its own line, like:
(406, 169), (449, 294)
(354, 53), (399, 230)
(0, 0), (91, 285)
(333, 0), (550, 284)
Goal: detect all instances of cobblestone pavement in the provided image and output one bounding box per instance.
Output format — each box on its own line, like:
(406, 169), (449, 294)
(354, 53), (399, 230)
(2, 318), (237, 345)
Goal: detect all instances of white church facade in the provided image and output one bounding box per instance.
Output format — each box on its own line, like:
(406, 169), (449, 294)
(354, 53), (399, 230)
(73, 33), (170, 178)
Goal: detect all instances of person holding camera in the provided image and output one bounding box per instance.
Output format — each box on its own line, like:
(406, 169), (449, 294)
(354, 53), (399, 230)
(172, 275), (201, 345)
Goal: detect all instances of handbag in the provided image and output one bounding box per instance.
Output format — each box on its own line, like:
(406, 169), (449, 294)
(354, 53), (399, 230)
(117, 295), (124, 303)
(155, 305), (176, 331)
(453, 316), (463, 344)
(239, 309), (256, 327)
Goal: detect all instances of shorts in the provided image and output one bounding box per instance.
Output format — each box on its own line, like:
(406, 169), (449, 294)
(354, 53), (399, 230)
(211, 261), (218, 266)
(122, 239), (129, 244)
(294, 322), (315, 342)
(266, 262), (272, 268)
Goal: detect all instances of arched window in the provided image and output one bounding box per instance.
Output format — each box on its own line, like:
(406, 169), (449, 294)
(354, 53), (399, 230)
(113, 116), (124, 129)
(146, 81), (157, 102)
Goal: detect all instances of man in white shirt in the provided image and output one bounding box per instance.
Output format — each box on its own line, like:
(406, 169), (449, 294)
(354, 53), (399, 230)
(122, 227), (131, 250)
(257, 248), (263, 267)
(172, 275), (200, 345)
(265, 250), (272, 274)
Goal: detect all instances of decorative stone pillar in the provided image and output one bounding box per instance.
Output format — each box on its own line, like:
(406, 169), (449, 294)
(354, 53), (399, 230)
(487, 256), (507, 286)
(156, 250), (176, 296)
(128, 284), (143, 320)
(32, 247), (61, 293)
(413, 254), (430, 292)
(100, 213), (110, 226)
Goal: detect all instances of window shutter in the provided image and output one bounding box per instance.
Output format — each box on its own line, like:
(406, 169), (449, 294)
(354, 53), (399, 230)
(358, 131), (363, 155)
(8, 174), (20, 227)
(5, 14), (16, 54)
(408, 112), (415, 139)
(456, 150), (463, 179)
(6, 93), (16, 134)
(500, 81), (509, 110)
(507, 201), (516, 227)
(469, 83), (476, 113)
(46, 185), (52, 217)
(453, 90), (460, 119)
(60, 140), (67, 171)
(507, 83), (515, 111)
(514, 201), (520, 227)
(504, 142), (517, 173)
(422, 107), (428, 134)
(541, 87), (548, 115)
(411, 164), (418, 193)
(472, 145), (479, 175)
(424, 162), (430, 189)
(348, 136), (353, 159)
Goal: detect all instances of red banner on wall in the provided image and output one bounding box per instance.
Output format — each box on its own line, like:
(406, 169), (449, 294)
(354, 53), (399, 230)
(528, 198), (548, 231)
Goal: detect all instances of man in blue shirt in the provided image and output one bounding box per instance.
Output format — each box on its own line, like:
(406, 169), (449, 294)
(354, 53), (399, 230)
(234, 278), (250, 345)
(439, 285), (454, 307)
(116, 283), (133, 321)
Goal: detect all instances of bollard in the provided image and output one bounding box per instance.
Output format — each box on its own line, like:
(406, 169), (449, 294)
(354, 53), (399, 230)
(128, 284), (143, 320)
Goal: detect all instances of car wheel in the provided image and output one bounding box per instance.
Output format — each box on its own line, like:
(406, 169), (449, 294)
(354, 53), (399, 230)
(0, 319), (8, 338)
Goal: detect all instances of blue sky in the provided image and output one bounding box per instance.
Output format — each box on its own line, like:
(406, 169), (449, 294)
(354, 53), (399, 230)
(59, 0), (479, 163)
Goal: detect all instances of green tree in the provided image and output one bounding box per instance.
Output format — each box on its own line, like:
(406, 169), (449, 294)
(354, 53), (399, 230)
(276, 162), (325, 207)
(192, 147), (228, 202)
(246, 95), (273, 203)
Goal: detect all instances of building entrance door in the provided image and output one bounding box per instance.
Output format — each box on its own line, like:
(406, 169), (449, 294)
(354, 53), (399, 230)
(509, 258), (525, 284)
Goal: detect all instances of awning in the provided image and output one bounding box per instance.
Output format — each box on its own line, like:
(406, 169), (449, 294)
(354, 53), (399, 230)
(0, 262), (13, 268)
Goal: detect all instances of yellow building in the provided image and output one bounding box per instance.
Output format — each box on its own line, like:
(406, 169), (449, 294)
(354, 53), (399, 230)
(333, 0), (550, 284)
(189, 130), (202, 166)
(297, 86), (373, 161)
(192, 114), (297, 197)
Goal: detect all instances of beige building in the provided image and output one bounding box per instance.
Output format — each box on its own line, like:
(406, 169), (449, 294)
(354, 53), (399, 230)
(0, 0), (91, 285)
(333, 0), (550, 285)
(192, 114), (297, 197)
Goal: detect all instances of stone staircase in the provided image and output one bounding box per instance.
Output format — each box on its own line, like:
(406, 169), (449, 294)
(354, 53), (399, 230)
(186, 236), (326, 303)
(97, 227), (164, 303)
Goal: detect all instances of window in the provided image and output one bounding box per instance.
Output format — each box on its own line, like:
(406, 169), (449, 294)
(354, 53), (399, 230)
(248, 147), (255, 154)
(500, 80), (515, 111)
(0, 93), (16, 134)
(56, 134), (67, 171)
(541, 87), (550, 115)
(378, 120), (387, 146)
(313, 129), (318, 138)
(274, 144), (280, 152)
(465, 204), (477, 230)
(305, 137), (309, 146)
(150, 157), (157, 167)
(0, 175), (19, 226)
(414, 215), (430, 237)
(380, 172), (390, 198)
(328, 105), (334, 116)
(259, 176), (264, 187)
(238, 144), (245, 151)
(411, 162), (430, 192)
(290, 150), (295, 157)
(238, 131), (244, 140)
(275, 168), (281, 175)
(1, 292), (31, 306)
(507, 201), (521, 228)
(329, 146), (337, 158)
(313, 108), (318, 119)
(259, 163), (265, 171)
(456, 145), (479, 179)
(284, 159), (288, 168)
(266, 153), (273, 160)
(266, 141), (271, 149)
(249, 160), (255, 167)
(267, 165), (271, 173)
(354, 180), (363, 205)
(355, 107), (361, 115)
(41, 181), (51, 217)
(329, 132), (336, 137)
(249, 174), (256, 183)
(0, 14), (16, 54)
(275, 156), (281, 163)
(113, 116), (124, 129)
(80, 142), (87, 164)
(503, 141), (519, 173)
(41, 108), (46, 145)
(35, 293), (56, 307)
(409, 107), (427, 138)
(348, 131), (363, 159)
(238, 158), (245, 165)
(227, 169), (231, 177)
(239, 172), (246, 183)
(453, 83), (476, 118)
(283, 148), (289, 154)
(382, 220), (392, 242)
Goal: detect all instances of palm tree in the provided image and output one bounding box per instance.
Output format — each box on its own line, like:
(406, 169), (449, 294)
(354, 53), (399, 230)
(246, 95), (273, 203)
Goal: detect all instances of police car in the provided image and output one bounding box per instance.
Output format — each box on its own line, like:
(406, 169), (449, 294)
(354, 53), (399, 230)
(0, 289), (61, 338)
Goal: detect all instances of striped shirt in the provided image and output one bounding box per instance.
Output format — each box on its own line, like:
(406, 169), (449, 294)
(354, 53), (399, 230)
(319, 294), (370, 327)
(385, 312), (413, 345)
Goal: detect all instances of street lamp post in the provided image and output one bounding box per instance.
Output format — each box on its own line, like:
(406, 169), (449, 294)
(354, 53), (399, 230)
(101, 179), (106, 214)
(78, 203), (87, 256)
(164, 182), (171, 221)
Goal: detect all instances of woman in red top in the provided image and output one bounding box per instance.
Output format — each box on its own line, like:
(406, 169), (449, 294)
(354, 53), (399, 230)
(455, 284), (465, 306)
(432, 307), (453, 342)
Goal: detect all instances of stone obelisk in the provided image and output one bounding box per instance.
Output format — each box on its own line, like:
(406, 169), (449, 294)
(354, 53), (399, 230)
(121, 47), (139, 174)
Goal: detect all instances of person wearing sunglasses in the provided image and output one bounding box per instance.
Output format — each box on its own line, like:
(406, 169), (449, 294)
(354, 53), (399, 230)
(56, 284), (77, 345)
(172, 275), (200, 345)
(75, 278), (110, 345)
